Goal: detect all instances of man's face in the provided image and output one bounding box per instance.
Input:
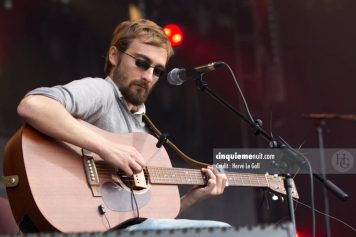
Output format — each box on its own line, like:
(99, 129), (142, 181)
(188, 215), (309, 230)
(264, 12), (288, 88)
(111, 39), (168, 108)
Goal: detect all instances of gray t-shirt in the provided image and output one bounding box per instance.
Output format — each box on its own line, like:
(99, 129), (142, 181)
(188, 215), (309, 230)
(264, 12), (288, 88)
(26, 77), (147, 133)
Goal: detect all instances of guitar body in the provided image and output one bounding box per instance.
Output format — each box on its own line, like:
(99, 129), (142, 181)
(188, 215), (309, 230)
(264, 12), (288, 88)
(3, 123), (180, 233)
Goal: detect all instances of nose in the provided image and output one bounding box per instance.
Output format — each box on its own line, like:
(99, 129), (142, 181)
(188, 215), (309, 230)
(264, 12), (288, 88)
(141, 67), (154, 83)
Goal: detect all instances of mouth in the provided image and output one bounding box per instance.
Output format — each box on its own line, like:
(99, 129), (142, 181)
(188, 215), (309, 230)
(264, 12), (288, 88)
(132, 82), (148, 91)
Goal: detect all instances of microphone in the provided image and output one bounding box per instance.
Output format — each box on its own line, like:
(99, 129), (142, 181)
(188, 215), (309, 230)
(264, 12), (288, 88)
(167, 62), (224, 85)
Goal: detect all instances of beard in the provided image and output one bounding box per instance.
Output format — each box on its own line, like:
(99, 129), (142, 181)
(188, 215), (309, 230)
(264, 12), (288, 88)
(112, 66), (153, 106)
(120, 80), (153, 106)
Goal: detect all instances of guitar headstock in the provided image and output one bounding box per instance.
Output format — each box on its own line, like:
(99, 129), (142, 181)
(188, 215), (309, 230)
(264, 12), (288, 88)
(266, 174), (299, 199)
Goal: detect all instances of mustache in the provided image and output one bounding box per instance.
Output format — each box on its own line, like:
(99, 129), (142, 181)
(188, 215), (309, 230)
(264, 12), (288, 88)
(130, 80), (149, 90)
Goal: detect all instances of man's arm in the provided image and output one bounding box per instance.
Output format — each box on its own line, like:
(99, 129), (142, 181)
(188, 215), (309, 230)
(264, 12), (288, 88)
(179, 166), (227, 214)
(17, 95), (144, 176)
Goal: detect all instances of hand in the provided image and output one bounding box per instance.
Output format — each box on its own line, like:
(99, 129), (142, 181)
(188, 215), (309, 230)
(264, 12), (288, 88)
(98, 140), (145, 176)
(180, 166), (227, 213)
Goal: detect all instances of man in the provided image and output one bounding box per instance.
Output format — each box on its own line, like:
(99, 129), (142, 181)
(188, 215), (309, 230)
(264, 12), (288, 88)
(17, 19), (229, 230)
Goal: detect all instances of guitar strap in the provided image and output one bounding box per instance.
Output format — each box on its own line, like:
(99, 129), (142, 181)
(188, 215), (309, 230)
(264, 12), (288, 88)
(143, 114), (209, 169)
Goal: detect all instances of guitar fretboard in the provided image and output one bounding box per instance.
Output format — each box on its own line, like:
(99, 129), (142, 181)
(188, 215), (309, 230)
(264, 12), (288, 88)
(146, 167), (269, 187)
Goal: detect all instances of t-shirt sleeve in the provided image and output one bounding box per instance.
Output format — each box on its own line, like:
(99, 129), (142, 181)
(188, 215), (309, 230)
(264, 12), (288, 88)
(26, 78), (114, 123)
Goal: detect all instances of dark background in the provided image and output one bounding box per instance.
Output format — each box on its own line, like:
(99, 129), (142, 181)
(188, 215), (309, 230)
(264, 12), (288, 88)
(1, 0), (356, 236)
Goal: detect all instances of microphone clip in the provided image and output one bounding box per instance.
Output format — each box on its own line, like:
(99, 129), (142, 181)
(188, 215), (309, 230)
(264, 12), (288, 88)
(156, 132), (169, 148)
(195, 75), (209, 92)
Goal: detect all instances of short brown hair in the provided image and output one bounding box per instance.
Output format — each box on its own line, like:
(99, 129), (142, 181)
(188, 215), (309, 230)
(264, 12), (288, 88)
(104, 19), (174, 75)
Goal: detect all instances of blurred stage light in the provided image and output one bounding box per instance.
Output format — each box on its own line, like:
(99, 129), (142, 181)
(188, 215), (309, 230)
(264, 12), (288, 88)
(163, 24), (183, 47)
(4, 0), (13, 10)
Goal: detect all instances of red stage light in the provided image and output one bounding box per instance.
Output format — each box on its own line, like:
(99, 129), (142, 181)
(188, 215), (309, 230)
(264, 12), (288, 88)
(163, 24), (183, 47)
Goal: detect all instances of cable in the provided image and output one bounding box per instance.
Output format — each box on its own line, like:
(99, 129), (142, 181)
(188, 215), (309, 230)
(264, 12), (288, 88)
(103, 213), (111, 229)
(98, 204), (111, 229)
(130, 186), (140, 219)
(221, 62), (255, 123)
(293, 198), (356, 233)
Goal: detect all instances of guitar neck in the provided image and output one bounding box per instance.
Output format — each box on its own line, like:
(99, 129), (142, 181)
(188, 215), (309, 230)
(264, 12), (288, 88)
(146, 167), (269, 188)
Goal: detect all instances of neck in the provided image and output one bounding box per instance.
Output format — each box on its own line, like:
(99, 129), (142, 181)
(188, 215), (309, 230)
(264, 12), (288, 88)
(145, 167), (269, 187)
(126, 100), (144, 113)
(128, 104), (140, 113)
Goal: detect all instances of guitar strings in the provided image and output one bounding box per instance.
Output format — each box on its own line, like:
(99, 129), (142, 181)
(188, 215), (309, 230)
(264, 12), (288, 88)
(96, 161), (271, 177)
(94, 162), (272, 187)
(97, 172), (269, 188)
(94, 165), (206, 182)
(96, 165), (269, 180)
(95, 164), (270, 186)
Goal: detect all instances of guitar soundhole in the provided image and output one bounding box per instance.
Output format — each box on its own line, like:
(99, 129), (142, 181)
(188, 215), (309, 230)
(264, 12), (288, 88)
(101, 181), (151, 212)
(101, 169), (151, 212)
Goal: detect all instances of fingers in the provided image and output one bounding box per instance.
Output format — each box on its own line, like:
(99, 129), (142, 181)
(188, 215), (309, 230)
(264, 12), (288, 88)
(213, 167), (227, 194)
(202, 166), (227, 195)
(118, 159), (143, 176)
(103, 143), (145, 176)
(120, 165), (135, 177)
(180, 166), (227, 207)
(129, 158), (144, 174)
(129, 147), (145, 167)
(123, 147), (145, 176)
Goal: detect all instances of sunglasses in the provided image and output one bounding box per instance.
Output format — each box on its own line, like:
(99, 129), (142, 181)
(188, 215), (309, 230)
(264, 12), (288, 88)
(119, 49), (165, 78)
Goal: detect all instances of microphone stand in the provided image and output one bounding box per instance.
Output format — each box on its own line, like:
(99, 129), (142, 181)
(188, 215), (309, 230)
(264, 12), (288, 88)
(193, 74), (349, 234)
(317, 120), (331, 237)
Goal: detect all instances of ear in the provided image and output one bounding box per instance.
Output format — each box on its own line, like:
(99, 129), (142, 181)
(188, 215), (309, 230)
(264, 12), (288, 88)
(108, 46), (119, 66)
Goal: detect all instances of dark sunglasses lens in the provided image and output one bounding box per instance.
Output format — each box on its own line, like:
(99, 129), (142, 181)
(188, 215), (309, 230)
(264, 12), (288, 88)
(135, 59), (150, 70)
(153, 68), (164, 77)
(135, 58), (164, 77)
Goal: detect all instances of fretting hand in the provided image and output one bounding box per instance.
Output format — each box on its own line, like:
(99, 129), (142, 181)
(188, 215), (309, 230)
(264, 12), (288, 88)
(180, 166), (227, 213)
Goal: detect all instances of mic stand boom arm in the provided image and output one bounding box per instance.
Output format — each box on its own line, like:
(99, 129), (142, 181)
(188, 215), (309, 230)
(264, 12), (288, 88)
(194, 76), (348, 201)
(193, 75), (349, 234)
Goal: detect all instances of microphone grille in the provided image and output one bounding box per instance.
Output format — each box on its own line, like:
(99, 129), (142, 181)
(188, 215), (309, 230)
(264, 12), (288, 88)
(167, 68), (184, 85)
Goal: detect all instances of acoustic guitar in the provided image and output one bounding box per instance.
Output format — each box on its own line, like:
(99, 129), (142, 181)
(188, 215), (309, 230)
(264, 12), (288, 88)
(3, 122), (298, 233)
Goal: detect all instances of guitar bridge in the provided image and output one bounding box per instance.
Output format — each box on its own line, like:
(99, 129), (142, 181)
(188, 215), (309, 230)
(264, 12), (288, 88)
(82, 149), (101, 197)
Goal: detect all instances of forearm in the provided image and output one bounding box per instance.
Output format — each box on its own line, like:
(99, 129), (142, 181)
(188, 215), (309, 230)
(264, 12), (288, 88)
(179, 192), (199, 214)
(17, 95), (107, 155)
(17, 95), (144, 175)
